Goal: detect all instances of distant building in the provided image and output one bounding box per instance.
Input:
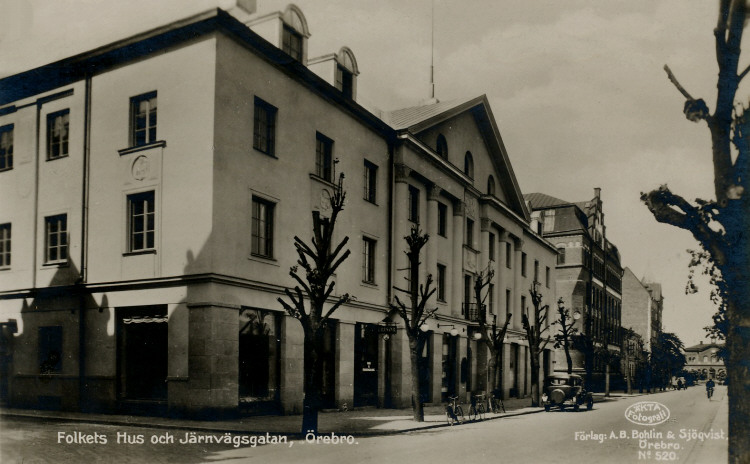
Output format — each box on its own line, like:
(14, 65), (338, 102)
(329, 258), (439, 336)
(684, 341), (726, 381)
(0, 2), (557, 416)
(621, 268), (663, 352)
(524, 189), (623, 387)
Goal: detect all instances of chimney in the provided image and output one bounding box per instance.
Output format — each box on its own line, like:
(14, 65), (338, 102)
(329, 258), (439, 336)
(235, 0), (257, 14)
(594, 187), (601, 199)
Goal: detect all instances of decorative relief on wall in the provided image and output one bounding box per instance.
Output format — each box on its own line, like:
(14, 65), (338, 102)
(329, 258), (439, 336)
(131, 155), (150, 181)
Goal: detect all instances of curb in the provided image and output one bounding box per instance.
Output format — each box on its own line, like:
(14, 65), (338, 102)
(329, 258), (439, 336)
(0, 407), (546, 438)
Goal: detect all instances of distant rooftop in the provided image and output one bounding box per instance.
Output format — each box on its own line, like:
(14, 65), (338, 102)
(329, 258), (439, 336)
(524, 193), (570, 209)
(383, 96), (479, 130)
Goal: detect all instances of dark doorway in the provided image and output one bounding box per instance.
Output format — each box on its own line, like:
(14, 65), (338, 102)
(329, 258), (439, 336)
(354, 323), (378, 407)
(441, 334), (457, 401)
(305, 320), (337, 409)
(116, 306), (168, 409)
(418, 333), (431, 403)
(239, 309), (281, 414)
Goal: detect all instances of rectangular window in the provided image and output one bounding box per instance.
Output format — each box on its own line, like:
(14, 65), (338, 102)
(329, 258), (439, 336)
(488, 283), (495, 315)
(521, 252), (527, 277)
(546, 266), (551, 288)
(506, 289), (511, 313)
(44, 214), (68, 264)
(534, 260), (539, 282)
(335, 64), (354, 98)
(362, 237), (376, 283)
(130, 91), (157, 147)
(521, 295), (527, 313)
(505, 242), (512, 269)
(557, 246), (566, 265)
(251, 196), (274, 258)
(282, 25), (303, 61)
(47, 109), (69, 160)
(39, 326), (62, 374)
(466, 219), (474, 248)
(543, 210), (556, 232)
(363, 160), (377, 203)
(408, 185), (419, 223)
(437, 202), (447, 237)
(0, 223), (10, 267)
(489, 232), (495, 261)
(464, 274), (472, 308)
(127, 191), (155, 252)
(315, 132), (334, 182)
(437, 264), (446, 302)
(0, 124), (12, 171)
(253, 97), (277, 156)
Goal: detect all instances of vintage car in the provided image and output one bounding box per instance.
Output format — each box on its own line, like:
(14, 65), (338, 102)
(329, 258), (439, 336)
(541, 373), (594, 411)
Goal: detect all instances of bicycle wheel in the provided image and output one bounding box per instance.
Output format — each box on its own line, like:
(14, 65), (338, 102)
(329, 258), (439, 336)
(446, 406), (455, 425)
(477, 403), (486, 420)
(455, 405), (464, 423)
(468, 405), (477, 421)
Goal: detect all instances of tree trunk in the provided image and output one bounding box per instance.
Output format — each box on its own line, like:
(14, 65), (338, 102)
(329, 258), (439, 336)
(604, 363), (610, 397)
(487, 349), (499, 397)
(408, 339), (424, 422)
(529, 348), (540, 407)
(301, 336), (322, 435)
(563, 343), (573, 374)
(724, 244), (750, 464)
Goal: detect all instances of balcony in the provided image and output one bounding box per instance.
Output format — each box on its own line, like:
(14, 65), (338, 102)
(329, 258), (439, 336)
(462, 303), (486, 322)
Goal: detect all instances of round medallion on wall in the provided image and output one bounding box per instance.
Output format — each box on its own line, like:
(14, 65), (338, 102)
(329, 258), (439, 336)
(131, 155), (150, 181)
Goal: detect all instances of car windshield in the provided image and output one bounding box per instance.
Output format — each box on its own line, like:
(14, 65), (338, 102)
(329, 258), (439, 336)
(549, 378), (567, 386)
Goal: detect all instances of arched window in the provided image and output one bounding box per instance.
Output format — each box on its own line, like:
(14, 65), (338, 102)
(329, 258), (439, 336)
(464, 151), (474, 178)
(436, 134), (448, 159)
(487, 175), (496, 196)
(281, 5), (310, 62)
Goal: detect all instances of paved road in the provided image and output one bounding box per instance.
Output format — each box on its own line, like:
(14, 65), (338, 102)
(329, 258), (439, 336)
(0, 386), (727, 464)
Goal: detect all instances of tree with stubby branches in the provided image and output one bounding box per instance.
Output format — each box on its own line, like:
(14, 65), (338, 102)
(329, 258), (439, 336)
(390, 226), (437, 422)
(472, 268), (512, 404)
(278, 174), (351, 436)
(640, 2), (749, 460)
(522, 282), (550, 407)
(552, 298), (576, 375)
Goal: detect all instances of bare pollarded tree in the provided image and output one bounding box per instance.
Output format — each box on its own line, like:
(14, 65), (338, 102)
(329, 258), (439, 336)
(278, 174), (351, 436)
(640, 2), (749, 460)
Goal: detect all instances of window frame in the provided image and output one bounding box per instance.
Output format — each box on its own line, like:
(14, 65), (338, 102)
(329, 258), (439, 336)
(126, 191), (156, 253)
(557, 246), (566, 265)
(408, 185), (420, 223)
(437, 202), (447, 237)
(0, 223), (10, 268)
(282, 24), (303, 61)
(251, 196), (275, 259)
(335, 64), (354, 98)
(130, 91), (158, 147)
(437, 263), (447, 302)
(47, 109), (70, 160)
(363, 160), (378, 204)
(505, 242), (512, 269)
(465, 218), (474, 248)
(488, 232), (495, 262)
(464, 151), (474, 179)
(315, 132), (334, 182)
(44, 214), (68, 265)
(521, 252), (527, 277)
(362, 236), (376, 284)
(253, 97), (277, 156)
(436, 134), (448, 159)
(546, 266), (551, 288)
(0, 124), (13, 171)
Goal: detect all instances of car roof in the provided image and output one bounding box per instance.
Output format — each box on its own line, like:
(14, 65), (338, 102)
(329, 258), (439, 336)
(548, 373), (582, 380)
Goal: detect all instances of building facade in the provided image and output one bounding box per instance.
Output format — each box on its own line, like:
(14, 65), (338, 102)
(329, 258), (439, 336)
(684, 341), (726, 382)
(621, 267), (663, 352)
(524, 190), (623, 388)
(0, 3), (557, 417)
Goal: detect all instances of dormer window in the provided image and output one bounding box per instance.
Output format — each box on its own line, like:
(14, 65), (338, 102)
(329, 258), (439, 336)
(436, 134), (448, 159)
(282, 25), (303, 61)
(464, 151), (474, 179)
(335, 65), (353, 98)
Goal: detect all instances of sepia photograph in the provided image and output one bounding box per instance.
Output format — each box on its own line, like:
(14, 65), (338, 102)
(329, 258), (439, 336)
(0, 1), (745, 462)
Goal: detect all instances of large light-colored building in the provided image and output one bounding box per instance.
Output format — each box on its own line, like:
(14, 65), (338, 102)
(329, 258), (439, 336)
(0, 2), (557, 416)
(684, 341), (726, 381)
(621, 267), (663, 352)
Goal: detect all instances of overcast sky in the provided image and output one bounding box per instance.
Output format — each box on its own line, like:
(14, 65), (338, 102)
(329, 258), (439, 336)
(1, 0), (736, 347)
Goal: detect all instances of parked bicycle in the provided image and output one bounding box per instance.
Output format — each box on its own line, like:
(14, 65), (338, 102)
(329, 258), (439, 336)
(445, 395), (465, 425)
(468, 393), (486, 421)
(488, 391), (505, 414)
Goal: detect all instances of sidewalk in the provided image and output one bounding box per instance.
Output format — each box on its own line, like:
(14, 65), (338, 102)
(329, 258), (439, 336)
(1, 397), (544, 437)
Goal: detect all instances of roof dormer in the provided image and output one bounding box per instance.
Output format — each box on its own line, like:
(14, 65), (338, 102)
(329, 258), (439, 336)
(308, 47), (360, 100)
(245, 4), (310, 64)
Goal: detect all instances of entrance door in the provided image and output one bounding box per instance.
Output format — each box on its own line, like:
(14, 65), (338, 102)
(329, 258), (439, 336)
(354, 323), (378, 407)
(117, 306), (168, 406)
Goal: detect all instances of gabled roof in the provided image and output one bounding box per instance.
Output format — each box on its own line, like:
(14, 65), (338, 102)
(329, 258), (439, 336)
(524, 192), (570, 209)
(385, 96), (530, 221)
(383, 96), (479, 130)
